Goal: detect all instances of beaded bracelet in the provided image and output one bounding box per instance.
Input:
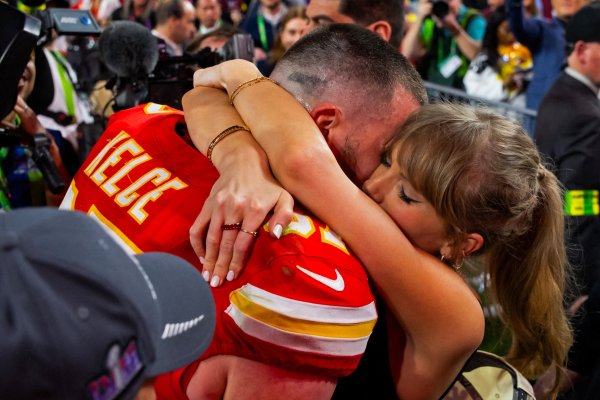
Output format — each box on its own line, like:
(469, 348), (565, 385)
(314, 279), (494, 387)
(207, 125), (250, 162)
(229, 76), (276, 105)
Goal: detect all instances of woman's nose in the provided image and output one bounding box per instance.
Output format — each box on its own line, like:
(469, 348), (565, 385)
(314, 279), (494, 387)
(362, 169), (386, 204)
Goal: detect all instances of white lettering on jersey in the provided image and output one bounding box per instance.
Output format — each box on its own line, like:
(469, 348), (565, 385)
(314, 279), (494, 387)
(83, 130), (188, 223)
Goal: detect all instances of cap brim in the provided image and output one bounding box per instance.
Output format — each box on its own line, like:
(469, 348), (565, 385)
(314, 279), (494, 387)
(134, 253), (216, 377)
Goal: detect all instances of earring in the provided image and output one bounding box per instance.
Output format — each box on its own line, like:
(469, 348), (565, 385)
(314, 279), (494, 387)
(441, 253), (462, 272)
(453, 260), (463, 272)
(453, 250), (466, 272)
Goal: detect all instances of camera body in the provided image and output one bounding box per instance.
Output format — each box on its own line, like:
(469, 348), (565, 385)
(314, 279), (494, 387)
(35, 8), (102, 45)
(111, 32), (255, 111)
(431, 0), (450, 19)
(216, 34), (255, 63)
(0, 2), (101, 120)
(0, 3), (41, 120)
(0, 2), (99, 194)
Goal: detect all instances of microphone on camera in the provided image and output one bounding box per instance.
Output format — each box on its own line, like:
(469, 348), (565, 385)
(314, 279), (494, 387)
(98, 21), (159, 111)
(98, 21), (158, 79)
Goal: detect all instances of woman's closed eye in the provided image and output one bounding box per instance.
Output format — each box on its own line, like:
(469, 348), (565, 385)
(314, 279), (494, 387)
(399, 185), (419, 205)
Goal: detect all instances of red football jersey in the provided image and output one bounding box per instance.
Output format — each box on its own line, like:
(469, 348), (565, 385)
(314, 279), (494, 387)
(61, 104), (377, 398)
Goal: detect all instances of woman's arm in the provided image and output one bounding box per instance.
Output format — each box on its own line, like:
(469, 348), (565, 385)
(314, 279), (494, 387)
(182, 86), (293, 286)
(185, 61), (484, 398)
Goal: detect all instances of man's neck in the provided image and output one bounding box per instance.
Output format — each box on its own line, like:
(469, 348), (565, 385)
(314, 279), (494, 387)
(154, 25), (170, 39)
(565, 67), (600, 95)
(152, 27), (183, 56)
(200, 20), (221, 34)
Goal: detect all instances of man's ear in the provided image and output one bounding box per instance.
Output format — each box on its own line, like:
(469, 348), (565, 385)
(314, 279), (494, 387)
(577, 41), (592, 65)
(366, 20), (392, 43)
(309, 103), (342, 137)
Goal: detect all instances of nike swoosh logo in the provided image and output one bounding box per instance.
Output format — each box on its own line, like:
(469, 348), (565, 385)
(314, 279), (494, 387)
(296, 265), (345, 292)
(161, 314), (205, 339)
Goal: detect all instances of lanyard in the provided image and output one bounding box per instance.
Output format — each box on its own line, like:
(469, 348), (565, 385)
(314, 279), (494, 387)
(437, 33), (457, 62)
(257, 14), (269, 51)
(16, 0), (46, 14)
(50, 51), (76, 117)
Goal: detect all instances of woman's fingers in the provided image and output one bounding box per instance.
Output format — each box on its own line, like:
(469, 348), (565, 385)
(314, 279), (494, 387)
(267, 192), (294, 239)
(192, 65), (225, 89)
(226, 208), (270, 281)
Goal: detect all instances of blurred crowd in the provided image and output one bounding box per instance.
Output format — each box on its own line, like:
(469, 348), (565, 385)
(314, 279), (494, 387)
(1, 0), (591, 178)
(1, 0), (600, 398)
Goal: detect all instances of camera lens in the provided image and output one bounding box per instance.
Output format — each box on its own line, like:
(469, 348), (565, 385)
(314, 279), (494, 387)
(432, 0), (450, 18)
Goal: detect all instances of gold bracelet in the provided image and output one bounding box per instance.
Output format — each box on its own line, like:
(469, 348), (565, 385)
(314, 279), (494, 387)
(207, 125), (250, 162)
(229, 76), (276, 105)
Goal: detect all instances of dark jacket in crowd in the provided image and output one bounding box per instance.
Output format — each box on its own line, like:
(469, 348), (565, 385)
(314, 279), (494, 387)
(535, 71), (600, 295)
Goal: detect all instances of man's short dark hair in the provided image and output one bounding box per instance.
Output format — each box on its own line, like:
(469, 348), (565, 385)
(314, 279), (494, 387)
(339, 0), (404, 49)
(273, 23), (426, 111)
(156, 0), (185, 25)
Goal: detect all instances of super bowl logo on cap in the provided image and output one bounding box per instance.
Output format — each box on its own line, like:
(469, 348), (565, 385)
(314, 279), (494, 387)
(87, 340), (143, 400)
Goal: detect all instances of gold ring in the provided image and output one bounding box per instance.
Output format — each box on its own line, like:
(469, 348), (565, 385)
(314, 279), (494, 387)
(222, 223), (242, 231)
(240, 228), (258, 237)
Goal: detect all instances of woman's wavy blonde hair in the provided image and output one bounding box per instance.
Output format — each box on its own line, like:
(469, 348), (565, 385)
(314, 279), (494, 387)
(388, 103), (573, 398)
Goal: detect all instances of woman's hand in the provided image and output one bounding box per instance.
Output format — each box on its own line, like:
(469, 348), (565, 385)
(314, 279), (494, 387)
(192, 59), (262, 94)
(190, 164), (294, 287)
(182, 85), (294, 287)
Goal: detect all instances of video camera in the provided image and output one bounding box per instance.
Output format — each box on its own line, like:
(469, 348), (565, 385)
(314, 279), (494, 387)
(0, 1), (101, 194)
(99, 21), (254, 111)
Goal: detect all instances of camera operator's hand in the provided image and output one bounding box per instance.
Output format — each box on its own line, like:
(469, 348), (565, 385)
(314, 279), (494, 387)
(13, 96), (45, 137)
(432, 1), (482, 61)
(434, 11), (461, 35)
(401, 0), (432, 61)
(417, 0), (433, 20)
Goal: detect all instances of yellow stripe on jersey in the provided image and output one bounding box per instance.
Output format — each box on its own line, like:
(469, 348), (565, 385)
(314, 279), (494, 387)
(229, 289), (376, 339)
(226, 303), (372, 357)
(88, 205), (142, 255)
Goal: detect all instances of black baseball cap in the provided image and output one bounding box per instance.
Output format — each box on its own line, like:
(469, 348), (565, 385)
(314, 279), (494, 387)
(566, 1), (600, 44)
(0, 208), (216, 400)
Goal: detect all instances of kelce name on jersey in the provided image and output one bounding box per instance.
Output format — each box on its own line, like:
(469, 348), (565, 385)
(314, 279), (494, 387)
(82, 130), (188, 224)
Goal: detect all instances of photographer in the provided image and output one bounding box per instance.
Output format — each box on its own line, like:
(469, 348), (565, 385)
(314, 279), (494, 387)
(152, 0), (197, 57)
(1, 52), (71, 210)
(402, 0), (486, 89)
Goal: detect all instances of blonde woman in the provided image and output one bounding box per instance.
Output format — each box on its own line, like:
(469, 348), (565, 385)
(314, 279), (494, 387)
(184, 60), (572, 399)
